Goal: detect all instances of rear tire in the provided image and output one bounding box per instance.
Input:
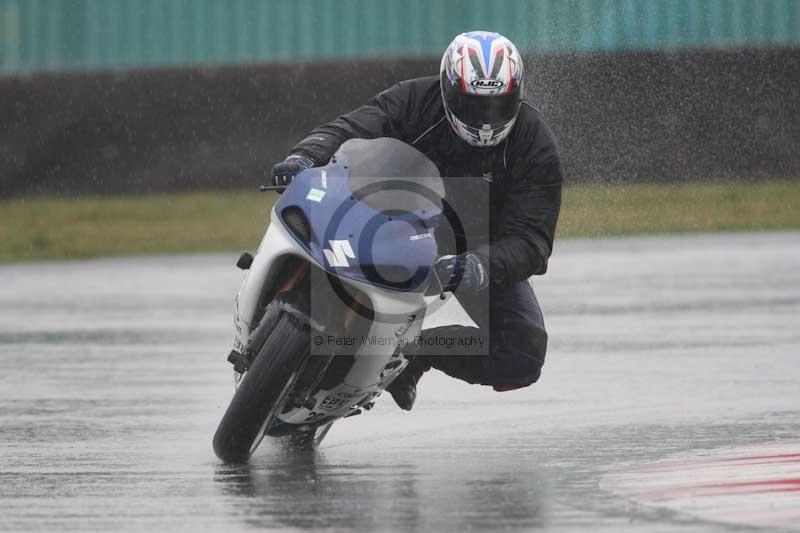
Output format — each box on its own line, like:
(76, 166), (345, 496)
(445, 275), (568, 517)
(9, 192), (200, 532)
(213, 312), (310, 462)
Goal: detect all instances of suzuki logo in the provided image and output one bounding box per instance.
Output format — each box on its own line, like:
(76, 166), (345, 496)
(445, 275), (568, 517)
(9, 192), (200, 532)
(323, 240), (355, 267)
(471, 78), (504, 89)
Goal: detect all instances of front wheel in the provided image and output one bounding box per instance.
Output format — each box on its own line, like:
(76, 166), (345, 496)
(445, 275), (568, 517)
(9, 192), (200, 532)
(213, 312), (310, 462)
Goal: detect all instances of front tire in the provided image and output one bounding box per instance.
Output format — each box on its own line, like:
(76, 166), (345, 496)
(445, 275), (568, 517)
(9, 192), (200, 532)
(213, 312), (310, 462)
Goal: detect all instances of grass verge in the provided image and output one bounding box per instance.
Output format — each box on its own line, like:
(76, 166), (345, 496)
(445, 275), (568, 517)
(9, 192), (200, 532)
(1, 181), (797, 262)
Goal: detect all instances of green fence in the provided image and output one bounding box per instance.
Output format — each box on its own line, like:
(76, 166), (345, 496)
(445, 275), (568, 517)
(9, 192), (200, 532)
(1, 0), (799, 74)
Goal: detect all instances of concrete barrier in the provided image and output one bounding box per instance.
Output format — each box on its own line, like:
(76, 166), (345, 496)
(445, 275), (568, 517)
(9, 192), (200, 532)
(1, 48), (798, 197)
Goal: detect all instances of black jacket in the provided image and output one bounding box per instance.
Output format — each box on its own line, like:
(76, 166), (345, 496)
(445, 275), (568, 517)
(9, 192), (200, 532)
(291, 76), (563, 286)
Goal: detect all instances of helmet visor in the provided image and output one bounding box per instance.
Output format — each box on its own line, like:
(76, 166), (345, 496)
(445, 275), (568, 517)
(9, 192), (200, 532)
(442, 73), (521, 128)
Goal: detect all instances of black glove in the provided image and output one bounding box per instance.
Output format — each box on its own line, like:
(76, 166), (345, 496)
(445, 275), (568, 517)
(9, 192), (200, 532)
(271, 154), (314, 188)
(434, 252), (490, 293)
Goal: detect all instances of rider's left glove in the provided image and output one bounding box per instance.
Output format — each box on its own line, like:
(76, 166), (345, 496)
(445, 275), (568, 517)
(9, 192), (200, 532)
(271, 154), (315, 188)
(434, 252), (490, 293)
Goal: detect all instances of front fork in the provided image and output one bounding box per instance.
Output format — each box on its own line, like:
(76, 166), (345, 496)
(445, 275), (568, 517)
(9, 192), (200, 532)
(230, 259), (311, 388)
(230, 258), (370, 383)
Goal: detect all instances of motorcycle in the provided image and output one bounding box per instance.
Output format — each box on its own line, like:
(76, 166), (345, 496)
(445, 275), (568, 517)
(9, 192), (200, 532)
(213, 137), (453, 462)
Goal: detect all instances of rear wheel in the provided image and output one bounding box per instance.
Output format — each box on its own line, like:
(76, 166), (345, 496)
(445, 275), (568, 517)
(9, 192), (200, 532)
(213, 312), (310, 462)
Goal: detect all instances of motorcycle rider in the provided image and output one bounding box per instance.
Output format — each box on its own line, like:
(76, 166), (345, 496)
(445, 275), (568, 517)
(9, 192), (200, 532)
(271, 31), (562, 410)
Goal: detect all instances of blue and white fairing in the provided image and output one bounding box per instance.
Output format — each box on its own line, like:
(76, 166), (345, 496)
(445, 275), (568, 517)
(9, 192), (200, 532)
(274, 138), (445, 292)
(230, 139), (451, 431)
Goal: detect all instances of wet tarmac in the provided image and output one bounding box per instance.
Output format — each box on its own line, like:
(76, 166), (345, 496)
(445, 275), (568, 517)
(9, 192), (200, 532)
(1, 231), (798, 532)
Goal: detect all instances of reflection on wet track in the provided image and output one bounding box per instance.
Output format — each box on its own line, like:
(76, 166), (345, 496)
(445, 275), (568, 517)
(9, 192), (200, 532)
(1, 232), (798, 531)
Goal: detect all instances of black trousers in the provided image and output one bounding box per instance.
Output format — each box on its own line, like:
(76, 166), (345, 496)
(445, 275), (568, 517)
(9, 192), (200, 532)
(415, 280), (548, 387)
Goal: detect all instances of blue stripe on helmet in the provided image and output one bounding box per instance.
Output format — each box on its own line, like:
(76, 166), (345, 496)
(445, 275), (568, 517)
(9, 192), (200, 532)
(465, 31), (499, 77)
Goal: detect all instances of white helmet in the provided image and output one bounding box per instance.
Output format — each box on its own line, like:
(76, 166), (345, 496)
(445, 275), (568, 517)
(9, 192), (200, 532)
(440, 31), (524, 147)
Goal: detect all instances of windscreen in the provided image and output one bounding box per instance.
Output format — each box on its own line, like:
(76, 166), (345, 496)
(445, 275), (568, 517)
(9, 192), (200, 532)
(339, 138), (445, 214)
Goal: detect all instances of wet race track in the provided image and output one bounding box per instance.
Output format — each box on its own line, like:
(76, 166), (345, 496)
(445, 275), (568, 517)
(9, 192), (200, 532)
(1, 231), (799, 532)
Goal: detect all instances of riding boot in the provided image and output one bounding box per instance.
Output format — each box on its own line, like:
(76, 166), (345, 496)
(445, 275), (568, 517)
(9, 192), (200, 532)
(386, 325), (485, 410)
(386, 344), (430, 411)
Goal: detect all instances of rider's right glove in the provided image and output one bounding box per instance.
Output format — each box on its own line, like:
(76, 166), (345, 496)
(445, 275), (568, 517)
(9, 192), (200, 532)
(434, 252), (490, 293)
(271, 154), (315, 188)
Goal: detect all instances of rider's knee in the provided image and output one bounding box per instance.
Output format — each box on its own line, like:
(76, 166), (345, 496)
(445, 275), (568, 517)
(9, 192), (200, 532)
(526, 326), (548, 368)
(523, 327), (548, 384)
(484, 326), (548, 387)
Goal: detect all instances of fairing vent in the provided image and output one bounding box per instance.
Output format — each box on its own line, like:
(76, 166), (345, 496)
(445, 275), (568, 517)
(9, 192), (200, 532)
(281, 206), (311, 244)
